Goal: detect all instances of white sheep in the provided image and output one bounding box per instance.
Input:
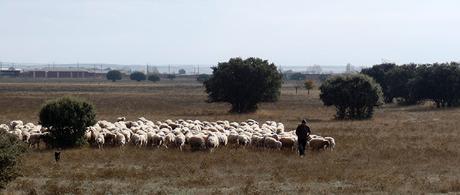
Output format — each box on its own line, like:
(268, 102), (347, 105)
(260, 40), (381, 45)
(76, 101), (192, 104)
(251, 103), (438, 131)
(324, 137), (335, 151)
(10, 120), (23, 129)
(309, 137), (330, 151)
(28, 133), (44, 149)
(216, 132), (228, 146)
(151, 134), (165, 148)
(164, 133), (176, 148)
(264, 137), (282, 150)
(174, 134), (186, 151)
(205, 133), (220, 152)
(95, 134), (105, 149)
(279, 136), (296, 150)
(115, 132), (126, 147)
(237, 134), (251, 147)
(189, 135), (206, 151)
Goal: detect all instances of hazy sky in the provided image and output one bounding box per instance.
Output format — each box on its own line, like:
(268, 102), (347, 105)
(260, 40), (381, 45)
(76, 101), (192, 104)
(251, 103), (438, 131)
(0, 0), (459, 66)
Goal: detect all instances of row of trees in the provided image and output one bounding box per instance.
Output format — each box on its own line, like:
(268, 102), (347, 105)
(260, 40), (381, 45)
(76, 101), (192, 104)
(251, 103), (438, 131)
(106, 70), (212, 83)
(362, 62), (460, 107)
(106, 70), (175, 82)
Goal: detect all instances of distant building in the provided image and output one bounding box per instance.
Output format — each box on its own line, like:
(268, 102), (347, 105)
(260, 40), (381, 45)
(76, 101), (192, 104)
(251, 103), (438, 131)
(0, 67), (21, 77)
(23, 67), (106, 78)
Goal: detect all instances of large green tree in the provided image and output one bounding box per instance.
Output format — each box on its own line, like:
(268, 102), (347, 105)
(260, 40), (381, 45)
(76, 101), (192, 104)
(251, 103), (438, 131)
(130, 72), (147, 82)
(385, 64), (418, 105)
(39, 96), (96, 148)
(106, 70), (122, 82)
(204, 57), (282, 113)
(320, 74), (383, 119)
(410, 63), (460, 107)
(361, 63), (396, 103)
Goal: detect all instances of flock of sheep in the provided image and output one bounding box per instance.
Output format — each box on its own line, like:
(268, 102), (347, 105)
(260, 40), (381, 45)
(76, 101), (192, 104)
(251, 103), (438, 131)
(0, 117), (335, 153)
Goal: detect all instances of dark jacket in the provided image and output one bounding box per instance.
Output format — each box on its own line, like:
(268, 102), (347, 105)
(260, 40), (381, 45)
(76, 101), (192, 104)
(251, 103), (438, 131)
(296, 124), (311, 141)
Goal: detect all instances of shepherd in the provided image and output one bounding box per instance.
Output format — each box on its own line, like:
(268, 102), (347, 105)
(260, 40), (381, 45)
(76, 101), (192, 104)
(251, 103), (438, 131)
(296, 119), (311, 157)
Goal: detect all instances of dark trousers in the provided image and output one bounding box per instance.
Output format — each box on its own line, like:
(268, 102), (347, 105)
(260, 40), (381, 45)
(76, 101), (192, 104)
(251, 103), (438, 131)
(298, 139), (307, 156)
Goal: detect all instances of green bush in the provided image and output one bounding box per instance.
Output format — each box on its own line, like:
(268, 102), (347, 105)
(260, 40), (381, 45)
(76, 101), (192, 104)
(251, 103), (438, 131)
(196, 74), (211, 83)
(130, 72), (146, 82)
(39, 96), (96, 148)
(106, 70), (122, 82)
(204, 57), (282, 113)
(0, 131), (27, 189)
(289, 72), (305, 81)
(166, 74), (176, 80)
(148, 74), (160, 82)
(320, 74), (383, 120)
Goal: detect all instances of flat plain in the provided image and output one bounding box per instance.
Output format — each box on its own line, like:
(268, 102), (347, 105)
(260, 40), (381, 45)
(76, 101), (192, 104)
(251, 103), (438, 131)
(1, 78), (460, 194)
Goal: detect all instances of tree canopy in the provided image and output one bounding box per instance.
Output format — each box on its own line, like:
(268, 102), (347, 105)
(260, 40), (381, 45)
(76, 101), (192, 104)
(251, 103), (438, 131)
(39, 96), (96, 148)
(204, 57), (282, 113)
(130, 72), (147, 82)
(106, 70), (122, 82)
(320, 74), (383, 120)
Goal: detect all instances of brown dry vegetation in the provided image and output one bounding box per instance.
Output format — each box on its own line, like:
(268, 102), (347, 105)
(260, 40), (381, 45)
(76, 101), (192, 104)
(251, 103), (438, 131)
(1, 79), (460, 194)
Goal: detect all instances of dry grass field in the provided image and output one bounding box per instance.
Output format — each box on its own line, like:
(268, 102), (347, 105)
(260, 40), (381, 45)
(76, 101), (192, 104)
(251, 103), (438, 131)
(1, 79), (460, 194)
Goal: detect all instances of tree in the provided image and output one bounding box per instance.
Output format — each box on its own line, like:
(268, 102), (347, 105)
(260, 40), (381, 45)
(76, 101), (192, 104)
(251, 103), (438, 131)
(166, 74), (176, 80)
(148, 74), (160, 82)
(289, 72), (305, 81)
(196, 74), (210, 83)
(361, 63), (396, 103)
(320, 74), (383, 120)
(130, 71), (146, 82)
(39, 96), (96, 148)
(385, 64), (418, 105)
(410, 63), (460, 107)
(106, 70), (122, 82)
(178, 69), (186, 75)
(304, 80), (315, 94)
(0, 131), (27, 189)
(204, 57), (282, 113)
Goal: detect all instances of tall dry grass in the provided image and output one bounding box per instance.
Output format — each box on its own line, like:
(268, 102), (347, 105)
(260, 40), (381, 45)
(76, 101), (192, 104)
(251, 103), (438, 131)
(1, 80), (460, 194)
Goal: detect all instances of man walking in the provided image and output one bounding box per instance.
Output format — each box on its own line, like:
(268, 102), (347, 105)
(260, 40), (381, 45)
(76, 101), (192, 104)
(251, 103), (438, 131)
(296, 119), (311, 157)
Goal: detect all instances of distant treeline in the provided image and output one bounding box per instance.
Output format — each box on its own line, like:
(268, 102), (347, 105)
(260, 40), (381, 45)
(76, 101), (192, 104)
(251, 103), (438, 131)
(361, 62), (460, 107)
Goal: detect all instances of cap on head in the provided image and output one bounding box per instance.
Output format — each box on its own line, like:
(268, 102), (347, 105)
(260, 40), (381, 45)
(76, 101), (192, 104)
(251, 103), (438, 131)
(301, 119), (307, 124)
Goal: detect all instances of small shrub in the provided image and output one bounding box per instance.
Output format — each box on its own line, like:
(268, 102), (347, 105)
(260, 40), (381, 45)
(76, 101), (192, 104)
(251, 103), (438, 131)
(166, 74), (176, 80)
(148, 74), (160, 82)
(0, 131), (27, 189)
(39, 96), (96, 148)
(304, 80), (315, 94)
(289, 72), (305, 81)
(196, 74), (210, 83)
